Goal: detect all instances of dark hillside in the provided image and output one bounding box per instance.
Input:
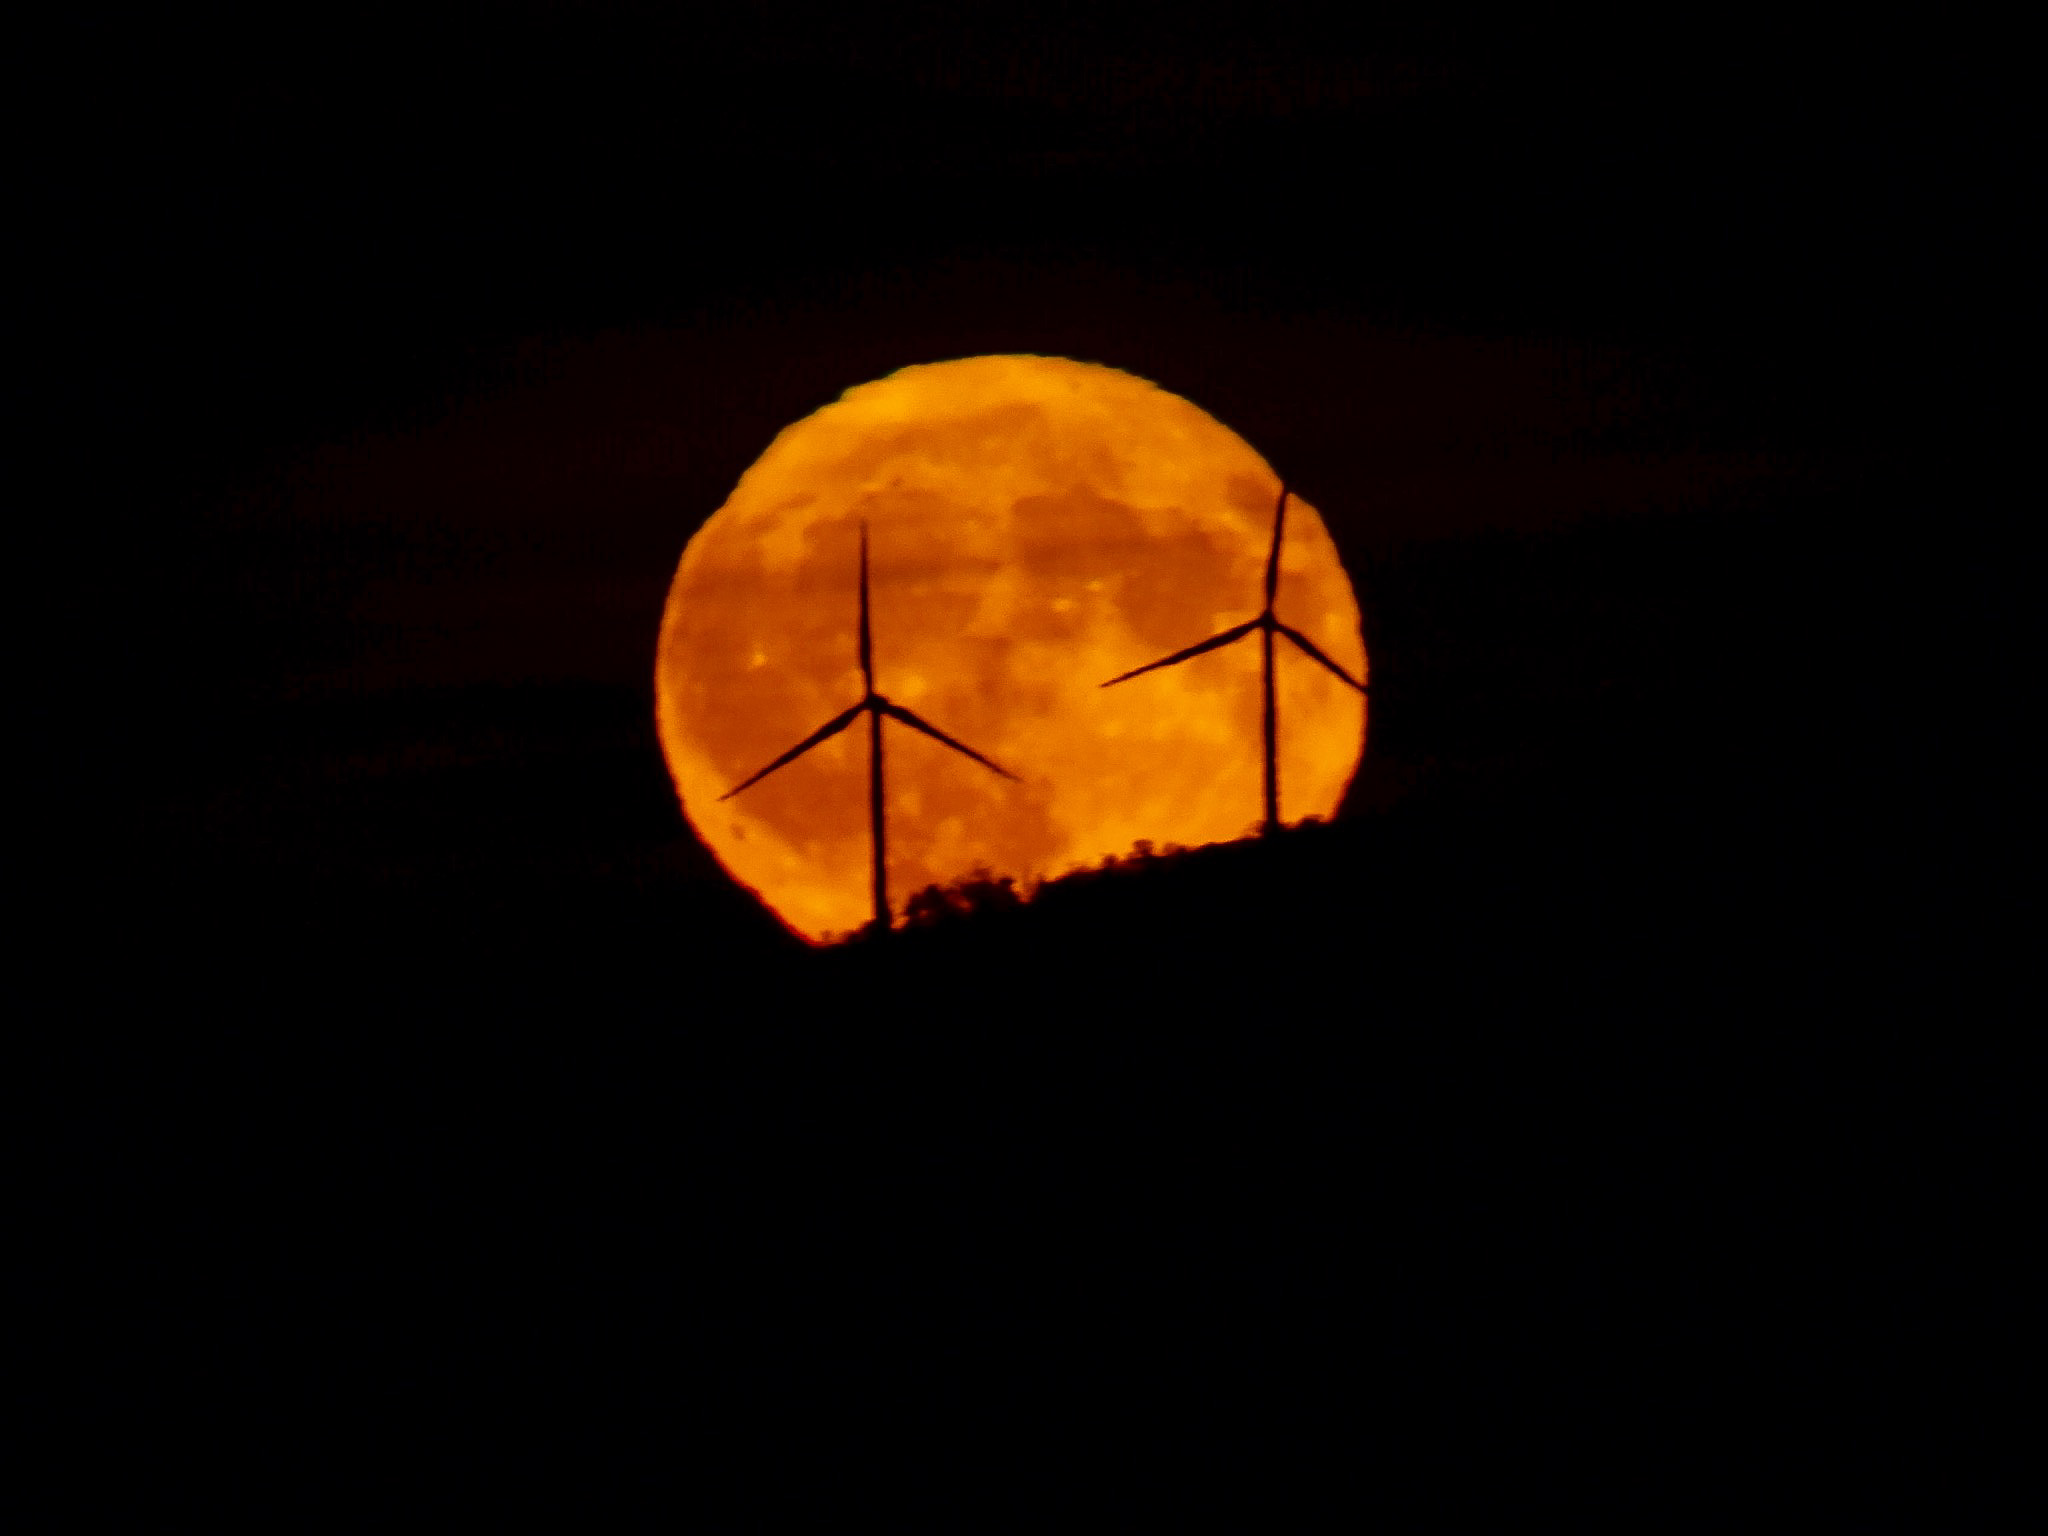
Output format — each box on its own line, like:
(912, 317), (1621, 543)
(37, 481), (2003, 1527)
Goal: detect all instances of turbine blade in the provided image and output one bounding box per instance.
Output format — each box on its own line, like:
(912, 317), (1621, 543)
(718, 703), (866, 800)
(1264, 486), (1288, 608)
(876, 699), (1018, 780)
(1276, 622), (1368, 692)
(857, 521), (873, 693)
(1099, 619), (1260, 686)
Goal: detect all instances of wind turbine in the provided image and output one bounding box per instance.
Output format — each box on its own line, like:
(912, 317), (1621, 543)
(720, 522), (1017, 934)
(1102, 485), (1366, 837)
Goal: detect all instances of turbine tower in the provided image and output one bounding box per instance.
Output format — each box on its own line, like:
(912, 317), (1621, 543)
(721, 522), (1016, 933)
(1102, 485), (1366, 837)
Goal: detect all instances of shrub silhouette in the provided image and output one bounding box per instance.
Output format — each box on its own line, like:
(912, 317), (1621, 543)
(903, 867), (1025, 927)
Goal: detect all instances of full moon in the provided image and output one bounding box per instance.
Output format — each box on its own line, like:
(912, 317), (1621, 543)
(655, 355), (1367, 943)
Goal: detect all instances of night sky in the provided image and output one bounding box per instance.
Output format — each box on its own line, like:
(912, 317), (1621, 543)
(22, 7), (2019, 1526)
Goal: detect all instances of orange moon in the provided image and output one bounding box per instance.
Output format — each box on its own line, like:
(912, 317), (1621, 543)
(655, 355), (1367, 943)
